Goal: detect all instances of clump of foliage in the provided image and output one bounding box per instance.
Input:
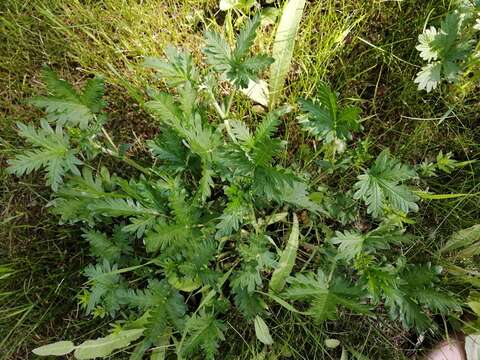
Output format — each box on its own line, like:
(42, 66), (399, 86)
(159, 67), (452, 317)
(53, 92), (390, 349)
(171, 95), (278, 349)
(9, 14), (465, 359)
(414, 0), (480, 92)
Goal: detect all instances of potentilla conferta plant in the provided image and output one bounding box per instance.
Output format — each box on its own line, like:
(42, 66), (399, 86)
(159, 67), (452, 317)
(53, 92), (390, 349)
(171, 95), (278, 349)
(9, 13), (466, 360)
(414, 0), (480, 92)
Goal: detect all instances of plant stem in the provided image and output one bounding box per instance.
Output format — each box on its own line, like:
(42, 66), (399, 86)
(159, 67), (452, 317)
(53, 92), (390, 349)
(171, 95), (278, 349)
(90, 140), (152, 176)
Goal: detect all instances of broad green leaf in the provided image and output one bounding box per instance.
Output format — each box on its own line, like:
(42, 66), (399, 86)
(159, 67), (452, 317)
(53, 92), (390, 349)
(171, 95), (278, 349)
(269, 0), (306, 108)
(440, 224), (480, 257)
(465, 335), (480, 360)
(254, 316), (274, 345)
(325, 338), (341, 349)
(240, 79), (269, 106)
(468, 300), (480, 315)
(269, 213), (299, 293)
(32, 341), (75, 356)
(167, 273), (202, 292)
(74, 328), (145, 359)
(219, 0), (255, 11)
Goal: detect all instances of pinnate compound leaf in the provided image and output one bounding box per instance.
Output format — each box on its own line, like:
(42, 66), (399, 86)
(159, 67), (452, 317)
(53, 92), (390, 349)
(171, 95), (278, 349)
(353, 149), (418, 217)
(28, 68), (105, 128)
(203, 14), (272, 88)
(7, 120), (82, 191)
(298, 84), (361, 142)
(144, 46), (199, 87)
(182, 312), (226, 360)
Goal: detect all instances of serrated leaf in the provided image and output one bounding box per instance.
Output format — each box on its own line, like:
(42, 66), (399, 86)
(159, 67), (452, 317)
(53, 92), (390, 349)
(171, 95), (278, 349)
(330, 230), (365, 261)
(416, 26), (439, 61)
(32, 341), (75, 356)
(353, 149), (418, 217)
(254, 315), (274, 345)
(414, 62), (442, 92)
(7, 120), (82, 191)
(181, 312), (226, 360)
(28, 69), (105, 128)
(144, 46), (198, 87)
(298, 84), (361, 143)
(234, 13), (261, 59)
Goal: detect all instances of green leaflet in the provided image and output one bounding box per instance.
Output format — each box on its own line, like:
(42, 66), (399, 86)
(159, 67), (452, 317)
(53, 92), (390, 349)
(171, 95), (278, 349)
(282, 271), (371, 323)
(269, 0), (306, 108)
(144, 46), (199, 87)
(330, 225), (412, 261)
(269, 213), (299, 293)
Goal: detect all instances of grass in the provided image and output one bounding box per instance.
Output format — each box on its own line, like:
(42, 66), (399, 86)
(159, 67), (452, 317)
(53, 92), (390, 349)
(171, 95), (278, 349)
(1, 0), (479, 358)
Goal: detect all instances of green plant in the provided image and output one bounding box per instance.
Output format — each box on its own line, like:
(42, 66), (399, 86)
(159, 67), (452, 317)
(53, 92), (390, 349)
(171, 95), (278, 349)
(8, 13), (464, 360)
(414, 0), (480, 92)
